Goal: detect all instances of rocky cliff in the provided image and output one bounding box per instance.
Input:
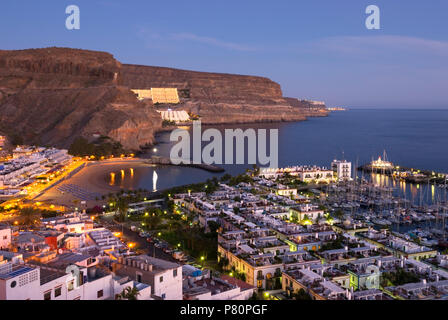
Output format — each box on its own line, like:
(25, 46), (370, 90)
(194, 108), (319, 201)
(121, 64), (319, 124)
(0, 48), (161, 150)
(0, 47), (327, 150)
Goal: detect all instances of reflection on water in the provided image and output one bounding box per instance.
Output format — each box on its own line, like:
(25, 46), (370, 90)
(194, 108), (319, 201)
(109, 172), (115, 186)
(105, 109), (448, 196)
(153, 170), (158, 192)
(367, 172), (447, 206)
(107, 165), (222, 192)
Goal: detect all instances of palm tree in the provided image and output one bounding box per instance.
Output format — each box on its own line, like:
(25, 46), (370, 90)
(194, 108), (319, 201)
(115, 197), (128, 222)
(145, 214), (162, 230)
(116, 286), (140, 300)
(19, 207), (41, 226)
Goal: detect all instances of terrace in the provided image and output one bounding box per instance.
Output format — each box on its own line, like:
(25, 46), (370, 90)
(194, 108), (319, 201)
(284, 268), (347, 300)
(352, 289), (384, 300)
(247, 253), (282, 267)
(280, 251), (319, 265)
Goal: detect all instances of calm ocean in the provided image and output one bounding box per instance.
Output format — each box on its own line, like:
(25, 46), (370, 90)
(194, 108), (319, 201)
(111, 109), (448, 201)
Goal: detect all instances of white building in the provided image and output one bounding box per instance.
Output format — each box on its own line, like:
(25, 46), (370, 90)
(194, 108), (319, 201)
(0, 255), (152, 300)
(183, 273), (255, 300)
(157, 110), (190, 122)
(0, 263), (41, 300)
(85, 229), (125, 252)
(0, 225), (11, 250)
(331, 160), (352, 181)
(259, 165), (335, 183)
(112, 255), (183, 300)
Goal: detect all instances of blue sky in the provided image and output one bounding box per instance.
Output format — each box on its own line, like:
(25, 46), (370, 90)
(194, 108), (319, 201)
(1, 0), (447, 108)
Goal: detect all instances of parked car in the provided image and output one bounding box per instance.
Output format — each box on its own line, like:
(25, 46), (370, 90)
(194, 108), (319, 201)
(163, 248), (173, 254)
(173, 251), (185, 260)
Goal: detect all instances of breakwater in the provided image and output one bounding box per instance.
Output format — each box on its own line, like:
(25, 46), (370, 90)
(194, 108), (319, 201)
(144, 156), (225, 173)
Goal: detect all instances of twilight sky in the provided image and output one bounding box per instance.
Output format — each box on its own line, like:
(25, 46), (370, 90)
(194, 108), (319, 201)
(1, 0), (447, 108)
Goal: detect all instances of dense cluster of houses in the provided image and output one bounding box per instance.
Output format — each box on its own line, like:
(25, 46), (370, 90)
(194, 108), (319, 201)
(171, 176), (448, 300)
(0, 207), (255, 300)
(0, 146), (72, 197)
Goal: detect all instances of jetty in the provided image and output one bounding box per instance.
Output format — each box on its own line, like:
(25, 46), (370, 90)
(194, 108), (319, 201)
(144, 156), (225, 173)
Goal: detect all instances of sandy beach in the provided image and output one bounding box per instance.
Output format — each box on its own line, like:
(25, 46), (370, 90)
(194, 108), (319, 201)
(34, 159), (157, 209)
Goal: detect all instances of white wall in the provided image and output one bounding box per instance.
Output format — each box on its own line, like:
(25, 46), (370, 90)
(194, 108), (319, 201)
(0, 228), (11, 249)
(154, 266), (183, 300)
(0, 267), (41, 300)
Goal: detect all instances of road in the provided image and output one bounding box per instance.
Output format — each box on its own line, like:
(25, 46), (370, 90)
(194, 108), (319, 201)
(99, 216), (177, 262)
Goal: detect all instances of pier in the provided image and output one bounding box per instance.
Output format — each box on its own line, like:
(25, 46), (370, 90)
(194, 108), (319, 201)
(144, 156), (225, 173)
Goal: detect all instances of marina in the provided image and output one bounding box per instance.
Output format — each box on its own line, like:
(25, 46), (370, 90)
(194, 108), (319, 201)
(320, 178), (448, 250)
(358, 152), (448, 185)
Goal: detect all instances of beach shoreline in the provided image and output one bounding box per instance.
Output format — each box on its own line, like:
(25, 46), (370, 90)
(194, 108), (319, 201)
(34, 159), (157, 208)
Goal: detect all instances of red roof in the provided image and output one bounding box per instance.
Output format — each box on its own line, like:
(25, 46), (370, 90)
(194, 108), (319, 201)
(220, 274), (255, 291)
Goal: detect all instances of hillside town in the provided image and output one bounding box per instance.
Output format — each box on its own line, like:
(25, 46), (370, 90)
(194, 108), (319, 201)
(2, 151), (448, 301)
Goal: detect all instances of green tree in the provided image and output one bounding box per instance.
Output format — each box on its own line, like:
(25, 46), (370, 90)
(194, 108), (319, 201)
(114, 197), (129, 222)
(293, 288), (312, 300)
(19, 207), (42, 226)
(145, 214), (162, 230)
(116, 286), (140, 300)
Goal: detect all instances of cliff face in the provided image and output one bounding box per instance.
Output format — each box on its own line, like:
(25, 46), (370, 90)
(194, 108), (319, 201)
(0, 47), (121, 89)
(121, 64), (284, 104)
(0, 48), (161, 150)
(0, 47), (327, 151)
(121, 64), (318, 123)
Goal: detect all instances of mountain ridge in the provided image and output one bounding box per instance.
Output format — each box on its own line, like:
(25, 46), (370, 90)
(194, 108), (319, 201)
(0, 47), (328, 151)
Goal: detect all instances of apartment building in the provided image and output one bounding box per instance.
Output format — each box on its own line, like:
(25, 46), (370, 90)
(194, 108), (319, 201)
(112, 255), (182, 300)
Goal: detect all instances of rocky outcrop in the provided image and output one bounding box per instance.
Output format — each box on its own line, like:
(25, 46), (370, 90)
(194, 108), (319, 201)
(121, 64), (326, 124)
(0, 47), (327, 151)
(0, 47), (121, 89)
(121, 64), (285, 104)
(0, 48), (161, 150)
